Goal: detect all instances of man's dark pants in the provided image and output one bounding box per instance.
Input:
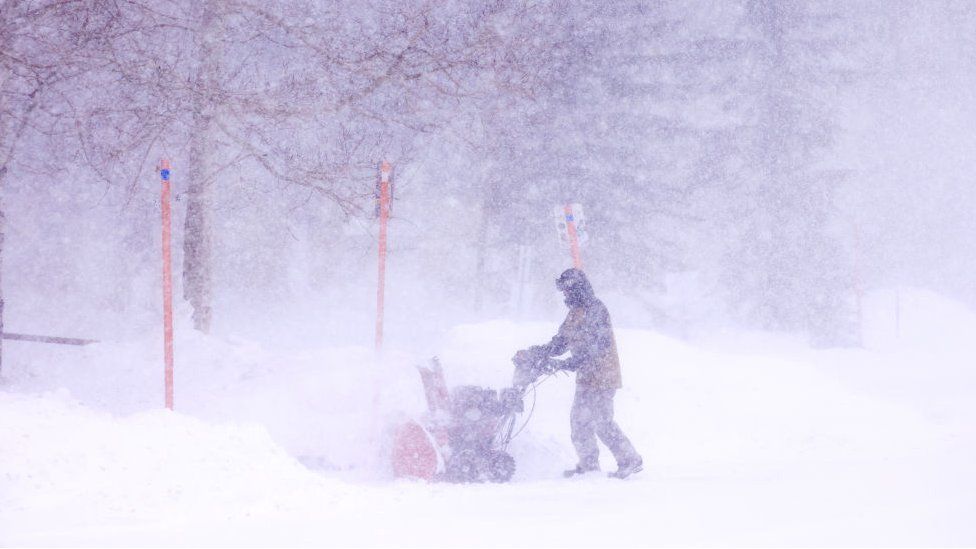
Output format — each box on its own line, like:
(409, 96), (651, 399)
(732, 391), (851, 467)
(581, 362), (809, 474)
(570, 385), (640, 469)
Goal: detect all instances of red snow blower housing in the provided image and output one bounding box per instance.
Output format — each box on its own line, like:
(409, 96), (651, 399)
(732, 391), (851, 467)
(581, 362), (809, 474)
(391, 349), (554, 483)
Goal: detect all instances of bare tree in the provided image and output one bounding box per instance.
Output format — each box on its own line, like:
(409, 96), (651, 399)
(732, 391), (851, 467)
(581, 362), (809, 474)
(59, 0), (577, 331)
(1, 0), (123, 369)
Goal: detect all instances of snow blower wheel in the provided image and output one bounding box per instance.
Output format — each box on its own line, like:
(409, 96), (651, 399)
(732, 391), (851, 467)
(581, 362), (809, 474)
(485, 450), (516, 483)
(445, 449), (481, 483)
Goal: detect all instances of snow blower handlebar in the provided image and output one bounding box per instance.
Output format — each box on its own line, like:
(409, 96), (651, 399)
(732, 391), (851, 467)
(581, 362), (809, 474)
(511, 346), (569, 391)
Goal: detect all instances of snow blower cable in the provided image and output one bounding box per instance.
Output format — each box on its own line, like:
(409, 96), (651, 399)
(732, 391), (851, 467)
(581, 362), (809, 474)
(507, 373), (555, 443)
(499, 383), (535, 449)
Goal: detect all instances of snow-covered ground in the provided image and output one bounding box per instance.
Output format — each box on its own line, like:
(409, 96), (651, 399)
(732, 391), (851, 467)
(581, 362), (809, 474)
(1, 287), (974, 546)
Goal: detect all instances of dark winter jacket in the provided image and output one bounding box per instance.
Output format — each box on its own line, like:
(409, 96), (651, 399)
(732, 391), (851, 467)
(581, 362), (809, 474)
(543, 270), (622, 390)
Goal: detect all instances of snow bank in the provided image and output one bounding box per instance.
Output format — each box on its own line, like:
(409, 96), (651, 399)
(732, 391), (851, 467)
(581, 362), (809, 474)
(0, 390), (355, 545)
(1, 286), (973, 545)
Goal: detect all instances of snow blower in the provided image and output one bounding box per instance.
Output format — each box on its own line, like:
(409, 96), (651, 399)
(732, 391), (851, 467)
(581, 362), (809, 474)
(391, 348), (555, 483)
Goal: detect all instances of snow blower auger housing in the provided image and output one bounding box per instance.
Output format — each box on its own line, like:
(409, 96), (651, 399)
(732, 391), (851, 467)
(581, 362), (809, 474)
(391, 351), (553, 483)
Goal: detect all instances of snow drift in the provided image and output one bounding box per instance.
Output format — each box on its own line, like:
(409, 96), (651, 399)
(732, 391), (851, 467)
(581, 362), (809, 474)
(1, 287), (974, 546)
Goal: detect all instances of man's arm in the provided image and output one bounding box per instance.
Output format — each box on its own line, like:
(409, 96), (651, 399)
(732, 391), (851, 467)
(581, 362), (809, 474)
(514, 309), (579, 371)
(544, 309), (581, 356)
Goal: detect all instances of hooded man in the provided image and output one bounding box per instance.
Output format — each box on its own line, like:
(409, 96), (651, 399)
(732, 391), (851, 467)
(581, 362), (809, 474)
(517, 268), (643, 479)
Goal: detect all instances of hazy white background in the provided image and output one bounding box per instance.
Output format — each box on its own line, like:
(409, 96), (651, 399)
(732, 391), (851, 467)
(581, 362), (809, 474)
(1, 1), (974, 545)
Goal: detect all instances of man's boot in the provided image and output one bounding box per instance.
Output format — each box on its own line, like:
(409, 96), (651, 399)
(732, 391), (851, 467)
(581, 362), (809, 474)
(563, 463), (599, 478)
(608, 457), (643, 479)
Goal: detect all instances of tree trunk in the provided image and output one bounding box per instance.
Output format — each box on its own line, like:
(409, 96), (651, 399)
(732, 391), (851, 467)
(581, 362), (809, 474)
(473, 199), (490, 314)
(0, 83), (39, 372)
(182, 3), (218, 333)
(0, 166), (6, 373)
(473, 174), (502, 314)
(182, 150), (214, 333)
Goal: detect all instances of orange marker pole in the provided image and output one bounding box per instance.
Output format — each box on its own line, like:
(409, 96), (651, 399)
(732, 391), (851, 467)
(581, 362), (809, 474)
(375, 161), (392, 350)
(563, 204), (583, 269)
(160, 159), (174, 410)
